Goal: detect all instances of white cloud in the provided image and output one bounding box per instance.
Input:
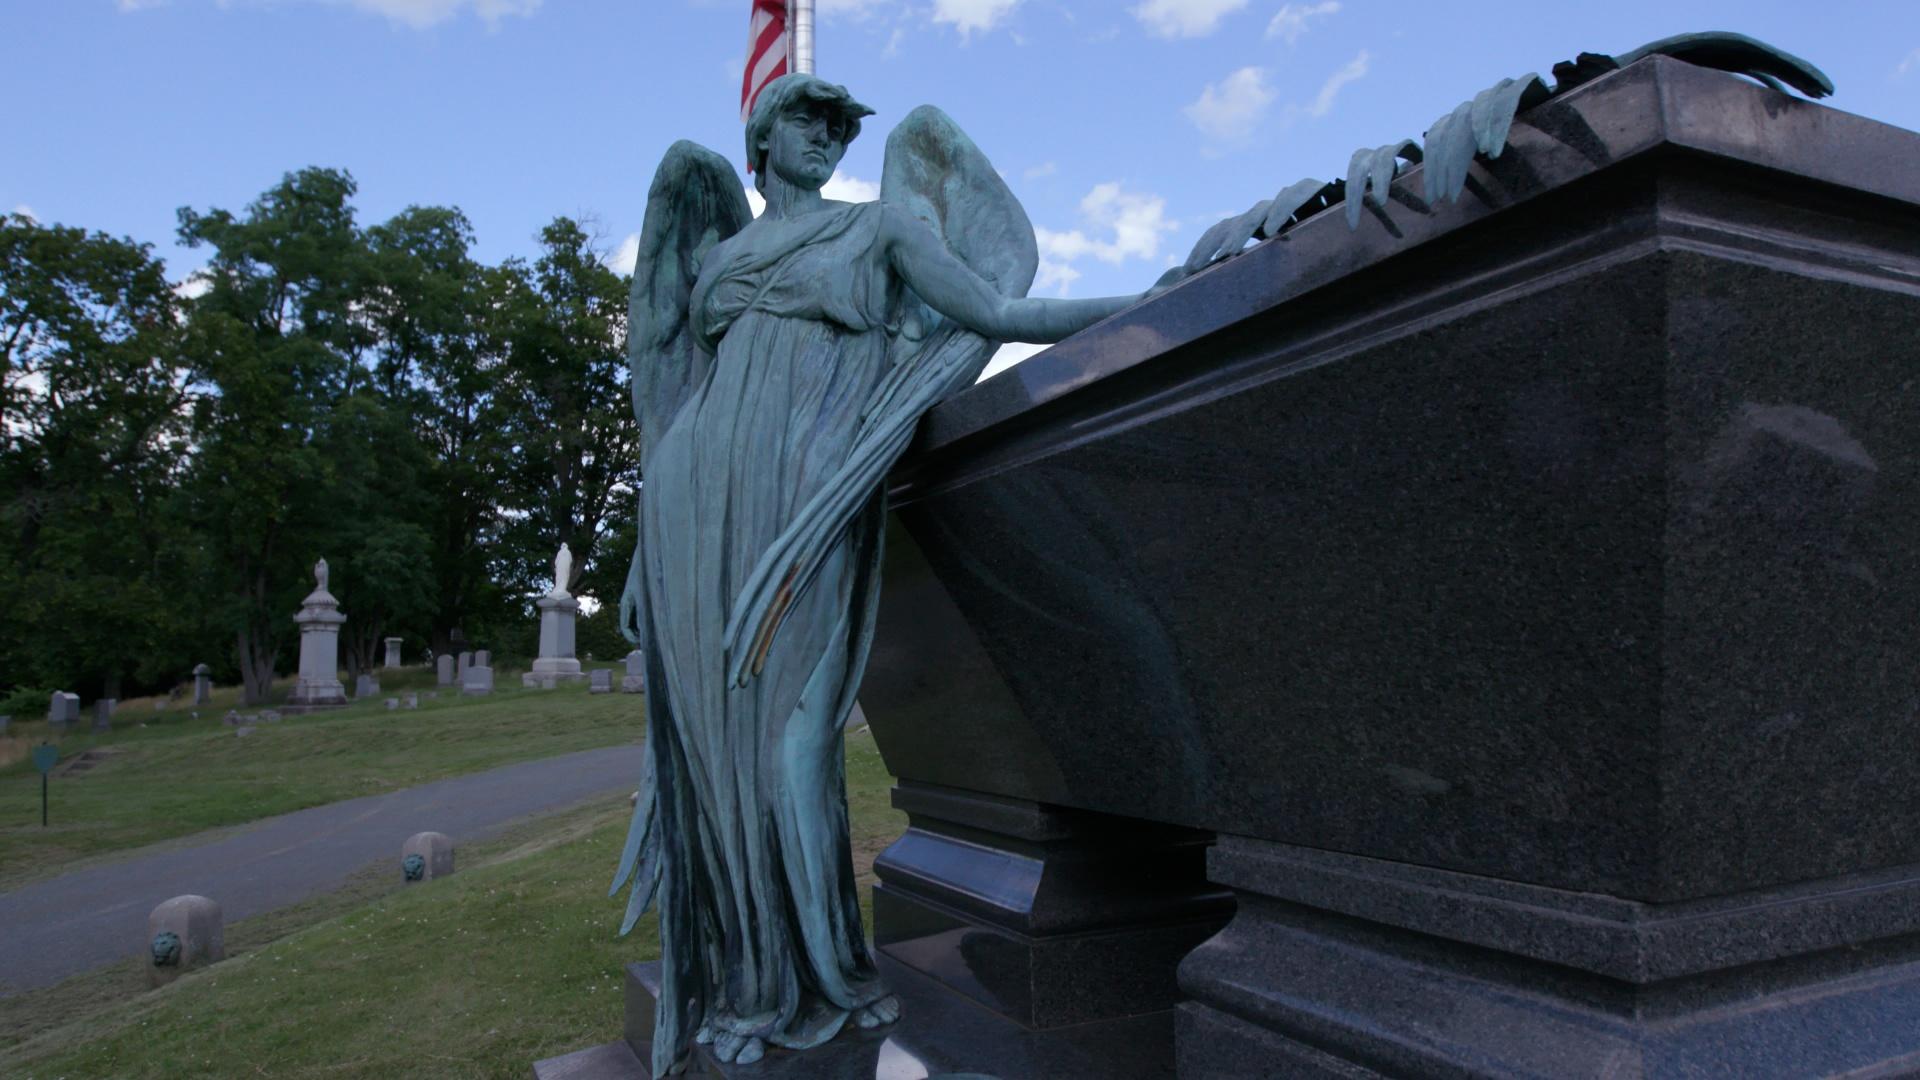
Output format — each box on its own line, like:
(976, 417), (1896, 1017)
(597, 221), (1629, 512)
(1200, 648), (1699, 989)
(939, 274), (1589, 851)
(205, 0), (541, 29)
(1303, 49), (1368, 118)
(1031, 182), (1176, 296)
(1184, 66), (1275, 141)
(932, 0), (1021, 38)
(1132, 0), (1246, 39)
(1023, 161), (1057, 180)
(1265, 1), (1338, 45)
(822, 170), (880, 202)
(1899, 48), (1920, 77)
(980, 341), (1047, 380)
(10, 204), (35, 222)
(608, 232), (640, 276)
(173, 273), (213, 300)
(818, 0), (891, 16)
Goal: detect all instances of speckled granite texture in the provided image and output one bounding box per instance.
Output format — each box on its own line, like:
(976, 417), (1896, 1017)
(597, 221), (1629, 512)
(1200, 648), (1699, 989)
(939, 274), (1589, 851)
(854, 56), (1920, 1077)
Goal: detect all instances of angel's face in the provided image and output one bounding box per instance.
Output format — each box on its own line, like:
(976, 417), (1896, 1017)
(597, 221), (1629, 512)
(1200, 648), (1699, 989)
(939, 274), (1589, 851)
(765, 102), (848, 193)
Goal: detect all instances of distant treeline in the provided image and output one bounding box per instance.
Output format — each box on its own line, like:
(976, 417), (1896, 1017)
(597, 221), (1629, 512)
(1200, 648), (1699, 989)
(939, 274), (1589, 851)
(0, 168), (640, 705)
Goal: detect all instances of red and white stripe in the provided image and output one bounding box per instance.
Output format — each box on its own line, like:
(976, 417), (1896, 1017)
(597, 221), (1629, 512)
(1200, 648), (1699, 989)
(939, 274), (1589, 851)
(741, 0), (788, 125)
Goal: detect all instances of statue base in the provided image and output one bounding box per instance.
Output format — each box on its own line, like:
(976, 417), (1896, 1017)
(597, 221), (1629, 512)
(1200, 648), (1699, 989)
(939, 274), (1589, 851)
(530, 953), (1174, 1080)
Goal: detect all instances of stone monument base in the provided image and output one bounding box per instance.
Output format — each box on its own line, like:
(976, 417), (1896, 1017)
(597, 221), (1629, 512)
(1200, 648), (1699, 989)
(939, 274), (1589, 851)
(530, 953), (1172, 1080)
(522, 671), (588, 689)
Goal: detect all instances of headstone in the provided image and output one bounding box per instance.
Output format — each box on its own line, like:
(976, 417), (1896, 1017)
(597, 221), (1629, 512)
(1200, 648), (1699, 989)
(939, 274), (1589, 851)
(288, 558), (347, 711)
(622, 650), (646, 693)
(384, 697), (399, 710)
(192, 663), (212, 705)
(474, 649), (491, 668)
(844, 61), (1920, 1079)
(401, 831), (454, 882)
(383, 636), (403, 669)
(436, 654), (455, 687)
(47, 692), (79, 730)
(0, 715), (9, 735)
(259, 709), (282, 724)
(461, 665), (493, 696)
(354, 673), (380, 700)
(589, 669), (613, 694)
(404, 692), (419, 710)
(92, 699), (116, 732)
(147, 895), (223, 987)
(457, 651), (473, 682)
(528, 548), (587, 688)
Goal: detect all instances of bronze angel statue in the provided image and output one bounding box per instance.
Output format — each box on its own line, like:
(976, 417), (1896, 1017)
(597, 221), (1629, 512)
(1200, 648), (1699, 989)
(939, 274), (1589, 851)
(609, 73), (1148, 1074)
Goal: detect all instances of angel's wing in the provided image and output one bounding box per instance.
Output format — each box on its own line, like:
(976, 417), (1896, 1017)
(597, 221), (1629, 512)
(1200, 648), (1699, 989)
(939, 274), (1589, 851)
(628, 140), (754, 470)
(609, 141), (748, 952)
(618, 140), (751, 648)
(721, 106), (1035, 686)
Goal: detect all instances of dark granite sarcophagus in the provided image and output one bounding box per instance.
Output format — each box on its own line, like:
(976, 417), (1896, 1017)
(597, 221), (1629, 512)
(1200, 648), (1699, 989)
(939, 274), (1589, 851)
(860, 55), (1920, 1078)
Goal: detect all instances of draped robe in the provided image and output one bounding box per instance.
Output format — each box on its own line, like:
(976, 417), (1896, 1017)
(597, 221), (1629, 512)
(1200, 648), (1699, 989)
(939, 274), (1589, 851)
(637, 200), (896, 1061)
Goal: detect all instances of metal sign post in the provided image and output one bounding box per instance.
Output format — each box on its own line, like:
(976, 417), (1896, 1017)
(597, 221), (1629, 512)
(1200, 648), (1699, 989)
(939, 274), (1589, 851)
(32, 743), (58, 826)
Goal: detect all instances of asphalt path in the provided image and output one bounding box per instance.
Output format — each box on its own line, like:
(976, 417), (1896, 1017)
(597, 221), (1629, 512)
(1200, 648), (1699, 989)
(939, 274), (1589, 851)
(0, 742), (643, 996)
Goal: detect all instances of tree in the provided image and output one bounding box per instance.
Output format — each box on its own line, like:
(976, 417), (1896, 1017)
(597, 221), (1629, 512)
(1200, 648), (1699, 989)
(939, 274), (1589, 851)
(177, 168), (373, 704)
(492, 218), (639, 606)
(0, 212), (195, 698)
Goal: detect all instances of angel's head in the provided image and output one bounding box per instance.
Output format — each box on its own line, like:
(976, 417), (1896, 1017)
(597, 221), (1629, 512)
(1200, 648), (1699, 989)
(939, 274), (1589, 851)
(746, 74), (875, 194)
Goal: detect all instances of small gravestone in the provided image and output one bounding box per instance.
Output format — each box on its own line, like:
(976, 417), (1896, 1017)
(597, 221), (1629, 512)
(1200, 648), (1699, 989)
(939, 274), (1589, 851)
(457, 651), (473, 681)
(148, 895), (223, 987)
(47, 692), (79, 731)
(0, 715), (10, 735)
(436, 654), (455, 686)
(93, 699), (116, 732)
(589, 669), (613, 694)
(401, 831), (454, 882)
(260, 709), (282, 724)
(475, 649), (491, 668)
(383, 636), (403, 669)
(404, 692), (419, 709)
(235, 725), (255, 738)
(354, 673), (380, 700)
(462, 665), (493, 696)
(192, 663), (212, 705)
(384, 697), (399, 710)
(622, 650), (646, 693)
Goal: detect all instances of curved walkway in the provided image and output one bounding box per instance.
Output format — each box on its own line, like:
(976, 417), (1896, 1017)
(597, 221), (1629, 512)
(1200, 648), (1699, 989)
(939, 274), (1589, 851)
(0, 742), (643, 996)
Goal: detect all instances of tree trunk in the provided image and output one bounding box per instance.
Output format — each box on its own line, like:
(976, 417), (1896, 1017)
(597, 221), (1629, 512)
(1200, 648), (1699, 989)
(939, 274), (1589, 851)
(237, 625), (277, 706)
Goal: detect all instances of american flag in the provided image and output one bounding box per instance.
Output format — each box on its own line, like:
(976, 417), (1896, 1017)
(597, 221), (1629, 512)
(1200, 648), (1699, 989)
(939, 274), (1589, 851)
(741, 0), (788, 125)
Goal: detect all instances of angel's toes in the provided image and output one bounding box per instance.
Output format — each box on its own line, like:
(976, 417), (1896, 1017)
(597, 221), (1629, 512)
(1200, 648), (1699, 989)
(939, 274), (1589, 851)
(714, 1033), (746, 1062)
(735, 1037), (766, 1065)
(694, 1024), (714, 1045)
(854, 995), (902, 1029)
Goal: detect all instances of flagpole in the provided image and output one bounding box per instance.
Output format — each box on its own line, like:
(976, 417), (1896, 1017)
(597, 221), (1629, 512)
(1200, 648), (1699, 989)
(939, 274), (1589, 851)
(788, 0), (814, 74)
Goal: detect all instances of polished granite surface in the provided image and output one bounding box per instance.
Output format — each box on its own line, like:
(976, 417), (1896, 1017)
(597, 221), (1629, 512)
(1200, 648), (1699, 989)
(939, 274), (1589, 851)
(861, 58), (1920, 905)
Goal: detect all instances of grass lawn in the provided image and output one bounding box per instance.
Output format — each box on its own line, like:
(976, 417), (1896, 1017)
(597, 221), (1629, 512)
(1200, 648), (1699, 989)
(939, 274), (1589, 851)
(0, 663), (640, 890)
(0, 727), (904, 1080)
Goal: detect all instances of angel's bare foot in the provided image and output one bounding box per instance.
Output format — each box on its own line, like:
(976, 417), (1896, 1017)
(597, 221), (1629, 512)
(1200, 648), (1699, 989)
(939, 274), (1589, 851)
(713, 1033), (765, 1064)
(736, 1037), (766, 1065)
(694, 1024), (714, 1045)
(853, 994), (901, 1029)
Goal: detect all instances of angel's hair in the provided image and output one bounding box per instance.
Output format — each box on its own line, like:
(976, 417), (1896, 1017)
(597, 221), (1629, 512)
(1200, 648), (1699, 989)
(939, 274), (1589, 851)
(745, 73), (876, 189)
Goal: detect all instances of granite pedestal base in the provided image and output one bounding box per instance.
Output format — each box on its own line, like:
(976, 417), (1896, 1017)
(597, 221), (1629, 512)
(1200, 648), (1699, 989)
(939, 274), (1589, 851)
(872, 782), (1228, 1029)
(1176, 836), (1920, 1077)
(530, 953), (1173, 1080)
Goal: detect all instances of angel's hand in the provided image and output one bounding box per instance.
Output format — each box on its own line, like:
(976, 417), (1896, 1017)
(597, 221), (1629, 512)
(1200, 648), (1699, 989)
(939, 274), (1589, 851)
(1143, 265), (1189, 301)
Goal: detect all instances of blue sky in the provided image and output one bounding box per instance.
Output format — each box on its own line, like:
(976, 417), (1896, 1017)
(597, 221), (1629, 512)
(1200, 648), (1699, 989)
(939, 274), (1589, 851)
(6, 1), (1918, 374)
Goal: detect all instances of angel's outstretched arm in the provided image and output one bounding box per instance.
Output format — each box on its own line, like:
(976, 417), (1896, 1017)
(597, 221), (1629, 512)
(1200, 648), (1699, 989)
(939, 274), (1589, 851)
(881, 204), (1134, 344)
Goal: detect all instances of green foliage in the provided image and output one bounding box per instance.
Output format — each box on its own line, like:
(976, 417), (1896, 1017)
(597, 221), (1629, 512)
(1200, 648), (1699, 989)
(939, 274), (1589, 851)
(0, 172), (646, 706)
(0, 687), (51, 717)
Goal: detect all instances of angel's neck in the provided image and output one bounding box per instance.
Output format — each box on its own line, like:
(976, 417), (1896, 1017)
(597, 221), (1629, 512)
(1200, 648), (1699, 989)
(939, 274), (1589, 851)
(760, 177), (825, 219)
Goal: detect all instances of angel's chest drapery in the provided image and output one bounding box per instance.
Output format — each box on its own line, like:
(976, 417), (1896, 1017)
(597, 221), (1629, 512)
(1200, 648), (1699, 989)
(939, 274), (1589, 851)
(692, 202), (898, 348)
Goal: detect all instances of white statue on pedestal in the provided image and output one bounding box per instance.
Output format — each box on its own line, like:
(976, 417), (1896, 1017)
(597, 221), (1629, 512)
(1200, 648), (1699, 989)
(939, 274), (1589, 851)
(551, 544), (572, 599)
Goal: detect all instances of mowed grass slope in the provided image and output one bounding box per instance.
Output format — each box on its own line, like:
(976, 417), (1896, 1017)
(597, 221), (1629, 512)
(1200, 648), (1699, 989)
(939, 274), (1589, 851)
(0, 665), (638, 889)
(0, 728), (905, 1080)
